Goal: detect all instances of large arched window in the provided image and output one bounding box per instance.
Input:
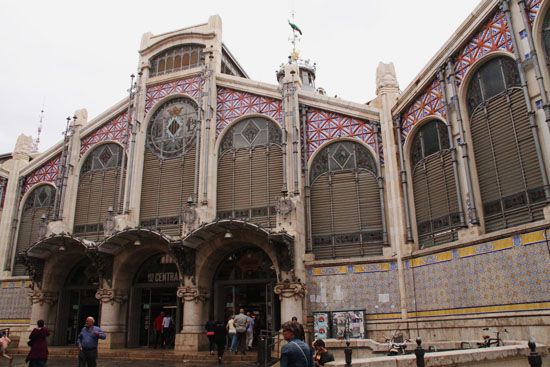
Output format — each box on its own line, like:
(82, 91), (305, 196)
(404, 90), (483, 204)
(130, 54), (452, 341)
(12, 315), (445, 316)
(410, 120), (462, 247)
(13, 184), (56, 275)
(309, 141), (384, 259)
(150, 45), (204, 77)
(140, 98), (200, 235)
(467, 57), (546, 232)
(216, 117), (283, 228)
(74, 143), (124, 239)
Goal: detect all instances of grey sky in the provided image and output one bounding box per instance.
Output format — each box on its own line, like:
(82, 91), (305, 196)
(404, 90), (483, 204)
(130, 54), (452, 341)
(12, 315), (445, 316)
(0, 0), (479, 154)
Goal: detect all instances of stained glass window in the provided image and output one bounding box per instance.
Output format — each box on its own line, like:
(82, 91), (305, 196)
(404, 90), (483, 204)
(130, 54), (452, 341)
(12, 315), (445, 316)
(81, 143), (123, 173)
(219, 117), (282, 154)
(23, 185), (55, 211)
(467, 57), (520, 114)
(410, 120), (451, 167)
(146, 98), (200, 159)
(150, 45), (204, 77)
(310, 141), (377, 184)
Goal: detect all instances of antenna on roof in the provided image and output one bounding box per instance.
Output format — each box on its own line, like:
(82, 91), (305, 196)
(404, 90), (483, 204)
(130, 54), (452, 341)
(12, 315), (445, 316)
(32, 102), (45, 153)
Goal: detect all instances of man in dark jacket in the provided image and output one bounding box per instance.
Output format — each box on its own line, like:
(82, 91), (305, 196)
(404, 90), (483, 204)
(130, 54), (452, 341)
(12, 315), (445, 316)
(27, 319), (50, 367)
(280, 321), (313, 367)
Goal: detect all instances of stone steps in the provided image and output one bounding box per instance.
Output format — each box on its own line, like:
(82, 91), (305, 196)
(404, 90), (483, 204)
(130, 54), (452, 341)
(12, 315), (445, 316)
(10, 347), (257, 363)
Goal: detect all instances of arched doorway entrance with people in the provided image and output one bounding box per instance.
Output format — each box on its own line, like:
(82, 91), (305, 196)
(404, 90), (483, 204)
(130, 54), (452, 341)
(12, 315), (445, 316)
(212, 246), (280, 334)
(128, 252), (182, 348)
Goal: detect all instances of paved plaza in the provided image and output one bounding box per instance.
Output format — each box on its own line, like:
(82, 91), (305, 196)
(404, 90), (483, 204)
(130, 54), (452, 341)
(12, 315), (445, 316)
(6, 356), (255, 366)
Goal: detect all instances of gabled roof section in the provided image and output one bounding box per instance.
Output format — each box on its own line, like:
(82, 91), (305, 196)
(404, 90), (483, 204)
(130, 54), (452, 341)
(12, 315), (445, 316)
(221, 43), (249, 78)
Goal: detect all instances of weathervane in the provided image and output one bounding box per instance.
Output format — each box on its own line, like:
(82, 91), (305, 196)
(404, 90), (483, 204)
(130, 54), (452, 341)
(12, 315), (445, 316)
(288, 11), (302, 62)
(32, 102), (45, 153)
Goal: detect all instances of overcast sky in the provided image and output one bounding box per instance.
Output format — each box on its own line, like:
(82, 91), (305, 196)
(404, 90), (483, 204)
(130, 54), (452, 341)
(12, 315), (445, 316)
(0, 0), (480, 154)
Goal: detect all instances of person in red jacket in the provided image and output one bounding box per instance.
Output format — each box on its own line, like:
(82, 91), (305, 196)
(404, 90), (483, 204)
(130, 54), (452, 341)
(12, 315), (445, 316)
(153, 312), (164, 348)
(26, 319), (50, 367)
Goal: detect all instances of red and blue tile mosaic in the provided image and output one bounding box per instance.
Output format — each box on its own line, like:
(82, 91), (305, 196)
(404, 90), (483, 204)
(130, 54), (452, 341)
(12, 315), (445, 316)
(23, 154), (61, 194)
(305, 107), (379, 159)
(145, 76), (203, 114)
(526, 0), (542, 25)
(401, 79), (446, 141)
(454, 10), (514, 86)
(80, 112), (129, 157)
(216, 87), (283, 135)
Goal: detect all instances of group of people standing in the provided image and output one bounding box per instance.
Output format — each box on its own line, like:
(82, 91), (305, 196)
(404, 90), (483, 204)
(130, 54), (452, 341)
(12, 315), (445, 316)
(152, 311), (175, 348)
(0, 316), (106, 367)
(204, 308), (257, 364)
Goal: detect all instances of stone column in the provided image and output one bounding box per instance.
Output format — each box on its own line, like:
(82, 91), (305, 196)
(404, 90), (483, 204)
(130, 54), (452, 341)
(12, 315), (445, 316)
(0, 134), (32, 275)
(274, 278), (306, 323)
(28, 289), (58, 347)
(175, 285), (209, 352)
(95, 288), (128, 349)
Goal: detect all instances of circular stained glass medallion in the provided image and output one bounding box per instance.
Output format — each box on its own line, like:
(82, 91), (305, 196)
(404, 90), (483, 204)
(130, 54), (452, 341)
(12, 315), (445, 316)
(146, 98), (199, 159)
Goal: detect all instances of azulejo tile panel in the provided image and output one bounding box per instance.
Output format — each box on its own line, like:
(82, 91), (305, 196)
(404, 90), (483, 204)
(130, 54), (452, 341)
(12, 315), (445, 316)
(401, 79), (446, 142)
(308, 229), (549, 318)
(23, 154), (61, 194)
(80, 112), (129, 156)
(145, 76), (203, 114)
(216, 87), (283, 135)
(526, 0), (542, 25)
(454, 10), (514, 86)
(305, 107), (380, 160)
(0, 285), (32, 320)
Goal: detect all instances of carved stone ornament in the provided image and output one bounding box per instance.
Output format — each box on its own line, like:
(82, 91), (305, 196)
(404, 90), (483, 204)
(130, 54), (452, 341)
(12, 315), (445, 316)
(269, 232), (294, 272)
(95, 288), (128, 305)
(276, 196), (293, 216)
(176, 286), (208, 303)
(182, 206), (197, 225)
(273, 279), (306, 301)
(86, 250), (114, 288)
(28, 289), (58, 306)
(18, 254), (45, 289)
(170, 244), (196, 277)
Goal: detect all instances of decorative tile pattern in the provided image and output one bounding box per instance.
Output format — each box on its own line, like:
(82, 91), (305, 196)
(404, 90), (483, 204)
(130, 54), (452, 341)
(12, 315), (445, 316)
(401, 79), (446, 141)
(454, 10), (514, 86)
(80, 112), (129, 156)
(23, 154), (61, 194)
(145, 76), (203, 114)
(305, 107), (378, 158)
(0, 285), (32, 319)
(308, 228), (549, 318)
(216, 87), (283, 135)
(526, 0), (542, 25)
(0, 177), (7, 209)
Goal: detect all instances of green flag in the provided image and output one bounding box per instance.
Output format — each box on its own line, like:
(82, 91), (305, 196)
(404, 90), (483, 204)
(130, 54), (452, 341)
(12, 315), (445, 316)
(288, 20), (303, 35)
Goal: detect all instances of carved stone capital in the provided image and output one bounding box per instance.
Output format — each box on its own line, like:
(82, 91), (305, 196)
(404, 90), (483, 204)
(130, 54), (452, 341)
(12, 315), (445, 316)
(28, 289), (58, 306)
(274, 279), (306, 301)
(176, 286), (208, 304)
(95, 288), (128, 305)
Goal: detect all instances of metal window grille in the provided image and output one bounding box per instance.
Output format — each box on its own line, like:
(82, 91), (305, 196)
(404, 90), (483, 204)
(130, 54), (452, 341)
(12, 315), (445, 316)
(467, 57), (546, 232)
(309, 141), (384, 259)
(216, 118), (283, 228)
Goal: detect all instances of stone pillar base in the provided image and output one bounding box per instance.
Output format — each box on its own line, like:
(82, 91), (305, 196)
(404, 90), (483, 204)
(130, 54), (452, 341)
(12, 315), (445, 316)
(100, 331), (126, 349)
(458, 225), (482, 241)
(174, 332), (207, 352)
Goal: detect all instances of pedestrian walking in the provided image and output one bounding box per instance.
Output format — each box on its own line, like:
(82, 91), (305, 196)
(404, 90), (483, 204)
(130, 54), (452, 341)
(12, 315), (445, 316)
(0, 331), (13, 367)
(233, 308), (249, 355)
(153, 312), (164, 348)
(205, 319), (216, 355)
(161, 313), (173, 348)
(280, 321), (313, 367)
(214, 320), (227, 364)
(77, 316), (106, 367)
(226, 315), (237, 352)
(246, 313), (255, 350)
(292, 316), (306, 341)
(26, 319), (50, 367)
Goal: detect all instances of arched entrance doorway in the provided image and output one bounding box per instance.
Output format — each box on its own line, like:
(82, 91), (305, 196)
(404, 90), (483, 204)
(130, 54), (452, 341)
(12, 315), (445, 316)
(212, 246), (279, 332)
(128, 253), (182, 348)
(56, 258), (100, 345)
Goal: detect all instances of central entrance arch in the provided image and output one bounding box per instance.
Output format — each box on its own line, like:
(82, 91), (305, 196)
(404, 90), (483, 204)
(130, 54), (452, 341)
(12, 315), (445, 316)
(211, 246), (280, 332)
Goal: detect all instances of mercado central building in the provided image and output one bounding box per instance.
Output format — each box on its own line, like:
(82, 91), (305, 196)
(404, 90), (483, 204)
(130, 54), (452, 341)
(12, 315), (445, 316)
(1, 0), (550, 350)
